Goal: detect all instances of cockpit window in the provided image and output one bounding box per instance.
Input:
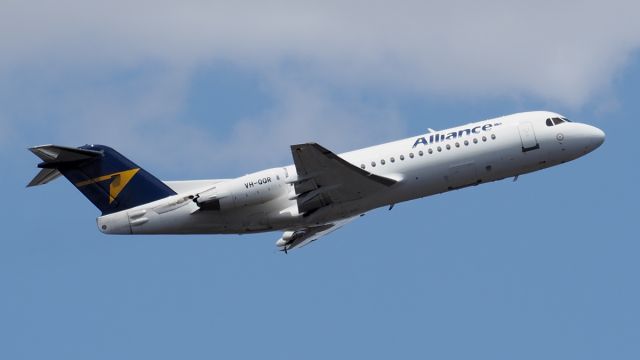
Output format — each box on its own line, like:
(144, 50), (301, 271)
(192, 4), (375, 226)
(547, 117), (572, 126)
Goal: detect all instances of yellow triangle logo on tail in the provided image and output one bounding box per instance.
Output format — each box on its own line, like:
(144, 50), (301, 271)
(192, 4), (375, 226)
(75, 168), (140, 204)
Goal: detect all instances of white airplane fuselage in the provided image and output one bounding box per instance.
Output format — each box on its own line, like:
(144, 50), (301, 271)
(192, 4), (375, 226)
(95, 111), (604, 241)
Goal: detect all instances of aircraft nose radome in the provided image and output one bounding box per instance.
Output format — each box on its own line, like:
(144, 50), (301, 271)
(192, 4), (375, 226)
(587, 125), (606, 149)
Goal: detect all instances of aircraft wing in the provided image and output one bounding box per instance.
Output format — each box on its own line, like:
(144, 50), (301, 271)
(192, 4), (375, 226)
(276, 215), (362, 252)
(290, 143), (397, 215)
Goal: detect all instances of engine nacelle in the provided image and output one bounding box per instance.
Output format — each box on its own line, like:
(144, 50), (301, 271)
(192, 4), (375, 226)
(196, 168), (288, 211)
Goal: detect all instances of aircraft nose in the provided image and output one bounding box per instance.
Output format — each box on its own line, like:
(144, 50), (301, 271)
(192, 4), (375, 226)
(585, 125), (605, 149)
(573, 124), (605, 153)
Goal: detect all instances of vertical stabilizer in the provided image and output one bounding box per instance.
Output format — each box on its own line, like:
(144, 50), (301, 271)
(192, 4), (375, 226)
(28, 144), (176, 214)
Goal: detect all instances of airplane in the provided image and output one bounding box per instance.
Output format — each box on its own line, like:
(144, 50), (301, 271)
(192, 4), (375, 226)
(27, 111), (604, 252)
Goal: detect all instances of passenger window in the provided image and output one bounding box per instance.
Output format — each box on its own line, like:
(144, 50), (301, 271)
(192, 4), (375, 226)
(418, 150), (423, 156)
(400, 155), (405, 160)
(428, 148), (433, 154)
(482, 136), (487, 142)
(546, 118), (554, 126)
(464, 140), (469, 146)
(437, 146), (442, 152)
(455, 142), (460, 148)
(390, 157), (395, 163)
(371, 161), (376, 167)
(361, 164), (366, 169)
(473, 138), (478, 144)
(409, 152), (414, 158)
(446, 144), (451, 150)
(381, 159), (386, 165)
(491, 134), (496, 140)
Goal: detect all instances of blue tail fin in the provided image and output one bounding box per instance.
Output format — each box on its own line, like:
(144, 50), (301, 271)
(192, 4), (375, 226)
(28, 144), (176, 215)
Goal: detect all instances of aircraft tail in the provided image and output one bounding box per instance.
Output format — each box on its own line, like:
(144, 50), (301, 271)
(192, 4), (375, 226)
(28, 144), (176, 215)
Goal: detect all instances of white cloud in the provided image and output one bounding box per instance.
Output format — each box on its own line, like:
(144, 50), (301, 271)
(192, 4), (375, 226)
(2, 0), (639, 105)
(22, 74), (404, 177)
(5, 58), (403, 174)
(198, 80), (406, 174)
(3, 0), (640, 172)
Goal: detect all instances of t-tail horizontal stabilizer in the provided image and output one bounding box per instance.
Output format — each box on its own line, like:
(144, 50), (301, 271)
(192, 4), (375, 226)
(27, 145), (103, 187)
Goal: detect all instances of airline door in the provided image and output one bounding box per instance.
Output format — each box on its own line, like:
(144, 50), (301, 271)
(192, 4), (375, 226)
(518, 122), (540, 152)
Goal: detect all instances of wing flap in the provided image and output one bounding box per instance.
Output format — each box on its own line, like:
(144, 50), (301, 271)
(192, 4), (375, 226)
(276, 215), (362, 252)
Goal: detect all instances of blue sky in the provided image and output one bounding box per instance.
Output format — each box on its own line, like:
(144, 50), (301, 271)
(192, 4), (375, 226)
(1, 1), (639, 359)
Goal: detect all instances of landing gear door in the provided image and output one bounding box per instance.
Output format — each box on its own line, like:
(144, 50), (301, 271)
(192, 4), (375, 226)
(446, 162), (478, 190)
(518, 122), (540, 152)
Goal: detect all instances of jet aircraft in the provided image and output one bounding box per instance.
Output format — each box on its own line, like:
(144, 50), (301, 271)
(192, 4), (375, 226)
(28, 111), (605, 252)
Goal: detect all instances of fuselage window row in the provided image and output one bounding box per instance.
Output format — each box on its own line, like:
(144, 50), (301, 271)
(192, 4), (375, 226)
(359, 134), (497, 170)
